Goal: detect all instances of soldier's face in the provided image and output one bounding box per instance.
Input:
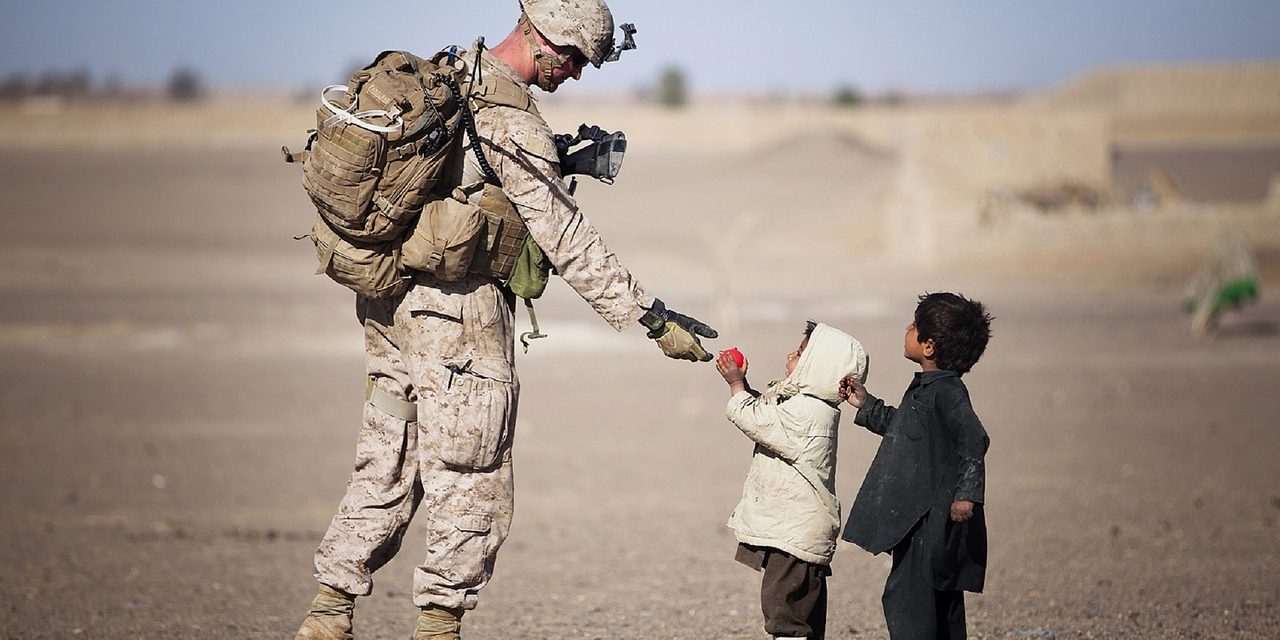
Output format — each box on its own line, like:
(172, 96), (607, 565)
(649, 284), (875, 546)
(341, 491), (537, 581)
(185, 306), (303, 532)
(536, 35), (588, 91)
(548, 43), (587, 87)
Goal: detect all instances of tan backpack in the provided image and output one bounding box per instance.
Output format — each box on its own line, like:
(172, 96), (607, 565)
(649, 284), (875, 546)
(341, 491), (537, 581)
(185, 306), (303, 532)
(285, 46), (531, 299)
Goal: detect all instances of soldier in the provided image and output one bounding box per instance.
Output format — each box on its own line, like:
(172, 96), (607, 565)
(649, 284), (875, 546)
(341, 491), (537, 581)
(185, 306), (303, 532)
(291, 1), (717, 639)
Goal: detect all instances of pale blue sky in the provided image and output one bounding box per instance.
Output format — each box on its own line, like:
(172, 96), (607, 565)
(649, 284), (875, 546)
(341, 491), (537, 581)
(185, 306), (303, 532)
(2, 1), (1278, 94)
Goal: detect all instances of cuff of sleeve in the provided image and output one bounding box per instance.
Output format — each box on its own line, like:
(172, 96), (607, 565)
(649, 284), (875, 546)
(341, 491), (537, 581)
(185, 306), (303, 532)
(725, 390), (754, 419)
(954, 491), (984, 504)
(853, 395), (879, 426)
(611, 286), (655, 332)
(634, 287), (656, 312)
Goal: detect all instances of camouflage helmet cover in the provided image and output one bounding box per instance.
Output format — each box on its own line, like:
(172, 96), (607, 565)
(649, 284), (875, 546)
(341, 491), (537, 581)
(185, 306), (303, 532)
(518, 0), (615, 68)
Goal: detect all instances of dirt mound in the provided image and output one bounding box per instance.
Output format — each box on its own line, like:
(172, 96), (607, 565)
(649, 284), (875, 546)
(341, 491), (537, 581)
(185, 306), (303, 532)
(1030, 62), (1280, 114)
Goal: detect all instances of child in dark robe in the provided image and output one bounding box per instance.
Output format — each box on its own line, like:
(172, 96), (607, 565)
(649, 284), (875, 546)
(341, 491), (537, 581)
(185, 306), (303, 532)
(840, 292), (993, 640)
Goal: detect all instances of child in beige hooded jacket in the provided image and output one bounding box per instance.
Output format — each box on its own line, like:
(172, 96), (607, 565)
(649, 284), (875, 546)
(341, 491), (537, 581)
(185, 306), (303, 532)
(716, 322), (869, 640)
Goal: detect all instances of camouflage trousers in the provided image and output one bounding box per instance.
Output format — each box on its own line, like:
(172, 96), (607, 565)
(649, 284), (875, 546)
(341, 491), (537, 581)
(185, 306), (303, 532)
(314, 274), (518, 611)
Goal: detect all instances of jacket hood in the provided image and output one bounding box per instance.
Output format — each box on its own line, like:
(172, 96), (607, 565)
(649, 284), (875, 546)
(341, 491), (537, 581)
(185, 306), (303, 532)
(777, 323), (868, 404)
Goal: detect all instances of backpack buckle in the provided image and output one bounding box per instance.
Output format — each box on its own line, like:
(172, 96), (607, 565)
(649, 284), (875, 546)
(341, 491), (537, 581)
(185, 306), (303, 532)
(425, 250), (444, 272)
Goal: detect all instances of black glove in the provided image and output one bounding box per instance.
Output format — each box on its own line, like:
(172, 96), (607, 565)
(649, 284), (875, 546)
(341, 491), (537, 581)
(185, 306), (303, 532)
(639, 299), (718, 362)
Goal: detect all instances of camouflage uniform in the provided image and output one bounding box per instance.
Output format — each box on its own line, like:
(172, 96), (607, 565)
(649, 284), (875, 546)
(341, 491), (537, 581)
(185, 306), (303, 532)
(313, 50), (653, 611)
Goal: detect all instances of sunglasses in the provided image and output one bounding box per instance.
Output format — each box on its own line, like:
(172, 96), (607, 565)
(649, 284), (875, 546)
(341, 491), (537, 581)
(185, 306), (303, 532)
(549, 41), (588, 67)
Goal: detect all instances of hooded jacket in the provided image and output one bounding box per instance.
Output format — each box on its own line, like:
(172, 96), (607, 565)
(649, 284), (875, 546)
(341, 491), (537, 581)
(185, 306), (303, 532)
(725, 323), (869, 565)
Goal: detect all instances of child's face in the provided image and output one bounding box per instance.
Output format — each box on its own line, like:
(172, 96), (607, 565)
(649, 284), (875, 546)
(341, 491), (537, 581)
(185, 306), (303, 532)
(903, 321), (935, 365)
(785, 337), (809, 376)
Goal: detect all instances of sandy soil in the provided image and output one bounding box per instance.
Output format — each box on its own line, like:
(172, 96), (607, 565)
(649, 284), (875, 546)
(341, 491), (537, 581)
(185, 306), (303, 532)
(1, 109), (1279, 640)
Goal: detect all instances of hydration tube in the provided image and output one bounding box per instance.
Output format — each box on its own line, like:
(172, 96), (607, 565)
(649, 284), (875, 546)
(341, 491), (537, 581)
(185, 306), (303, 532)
(319, 85), (403, 134)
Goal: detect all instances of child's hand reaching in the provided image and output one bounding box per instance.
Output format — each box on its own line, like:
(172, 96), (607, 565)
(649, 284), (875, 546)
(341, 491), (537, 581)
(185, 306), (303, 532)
(715, 350), (749, 395)
(840, 376), (868, 408)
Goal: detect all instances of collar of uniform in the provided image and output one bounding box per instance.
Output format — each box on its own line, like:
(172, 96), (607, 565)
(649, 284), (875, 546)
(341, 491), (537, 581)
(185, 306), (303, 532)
(476, 46), (528, 90)
(912, 369), (959, 387)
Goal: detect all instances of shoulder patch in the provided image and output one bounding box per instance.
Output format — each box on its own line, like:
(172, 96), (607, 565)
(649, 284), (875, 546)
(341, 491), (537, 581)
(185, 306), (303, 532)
(514, 133), (558, 163)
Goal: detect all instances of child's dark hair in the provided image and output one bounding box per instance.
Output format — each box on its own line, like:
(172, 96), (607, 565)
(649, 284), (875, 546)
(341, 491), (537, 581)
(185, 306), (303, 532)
(914, 293), (993, 374)
(803, 320), (818, 341)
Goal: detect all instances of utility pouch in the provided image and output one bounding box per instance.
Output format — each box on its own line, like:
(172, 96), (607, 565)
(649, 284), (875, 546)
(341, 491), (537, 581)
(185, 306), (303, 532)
(506, 235), (553, 299)
(309, 218), (410, 300)
(401, 192), (486, 282)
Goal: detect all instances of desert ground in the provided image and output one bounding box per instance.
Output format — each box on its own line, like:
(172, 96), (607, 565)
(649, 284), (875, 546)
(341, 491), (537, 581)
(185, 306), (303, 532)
(2, 67), (1279, 639)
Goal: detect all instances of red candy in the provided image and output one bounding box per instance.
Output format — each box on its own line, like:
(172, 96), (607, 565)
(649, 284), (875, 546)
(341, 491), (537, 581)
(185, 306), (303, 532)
(720, 348), (745, 367)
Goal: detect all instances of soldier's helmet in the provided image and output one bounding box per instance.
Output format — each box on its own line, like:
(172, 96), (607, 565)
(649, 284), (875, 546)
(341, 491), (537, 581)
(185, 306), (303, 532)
(518, 0), (615, 68)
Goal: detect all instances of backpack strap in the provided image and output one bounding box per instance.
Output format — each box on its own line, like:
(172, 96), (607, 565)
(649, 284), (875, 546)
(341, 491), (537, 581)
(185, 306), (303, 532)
(281, 146), (310, 165)
(466, 50), (540, 117)
(314, 239), (337, 276)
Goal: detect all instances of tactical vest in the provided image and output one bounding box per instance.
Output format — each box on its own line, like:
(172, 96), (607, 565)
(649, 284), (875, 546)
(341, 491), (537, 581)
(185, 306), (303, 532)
(404, 56), (541, 287)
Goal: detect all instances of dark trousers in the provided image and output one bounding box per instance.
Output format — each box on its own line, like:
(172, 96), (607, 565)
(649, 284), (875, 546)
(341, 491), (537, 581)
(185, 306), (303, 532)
(737, 544), (828, 639)
(883, 518), (966, 640)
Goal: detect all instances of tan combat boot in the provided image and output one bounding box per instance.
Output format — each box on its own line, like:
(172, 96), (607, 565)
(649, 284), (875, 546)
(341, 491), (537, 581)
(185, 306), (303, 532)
(411, 604), (464, 640)
(292, 584), (356, 640)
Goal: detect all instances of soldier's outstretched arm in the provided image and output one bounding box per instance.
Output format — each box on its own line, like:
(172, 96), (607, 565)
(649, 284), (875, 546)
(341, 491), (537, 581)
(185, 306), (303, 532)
(477, 110), (715, 361)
